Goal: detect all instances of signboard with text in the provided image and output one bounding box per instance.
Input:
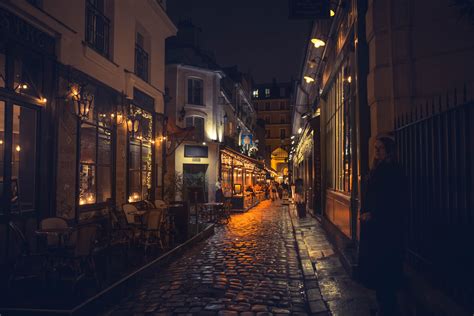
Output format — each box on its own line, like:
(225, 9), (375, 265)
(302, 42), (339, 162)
(289, 0), (330, 19)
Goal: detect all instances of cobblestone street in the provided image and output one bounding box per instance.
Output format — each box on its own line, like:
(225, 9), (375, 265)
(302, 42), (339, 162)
(106, 200), (375, 315)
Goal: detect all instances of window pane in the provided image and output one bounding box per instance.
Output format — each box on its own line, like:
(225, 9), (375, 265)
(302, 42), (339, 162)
(13, 53), (43, 99)
(0, 49), (5, 88)
(129, 141), (140, 170)
(80, 124), (96, 163)
(79, 164), (96, 205)
(195, 117), (204, 140)
(185, 117), (193, 128)
(0, 102), (4, 213)
(98, 128), (111, 165)
(97, 166), (111, 203)
(11, 105), (37, 213)
(129, 171), (141, 202)
(142, 144), (151, 171)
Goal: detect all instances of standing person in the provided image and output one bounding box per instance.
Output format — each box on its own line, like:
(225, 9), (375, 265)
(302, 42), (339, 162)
(359, 134), (406, 316)
(215, 180), (223, 203)
(294, 178), (305, 218)
(290, 182), (296, 203)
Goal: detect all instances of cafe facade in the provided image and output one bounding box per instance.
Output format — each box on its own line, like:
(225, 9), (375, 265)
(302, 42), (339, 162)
(220, 146), (266, 211)
(0, 0), (176, 262)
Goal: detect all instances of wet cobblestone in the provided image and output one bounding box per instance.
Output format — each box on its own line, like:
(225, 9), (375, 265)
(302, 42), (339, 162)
(106, 201), (309, 315)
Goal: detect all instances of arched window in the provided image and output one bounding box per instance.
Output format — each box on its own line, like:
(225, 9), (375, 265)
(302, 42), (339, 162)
(185, 116), (205, 142)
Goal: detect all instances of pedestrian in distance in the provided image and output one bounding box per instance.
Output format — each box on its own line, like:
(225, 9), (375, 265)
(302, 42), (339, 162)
(359, 133), (407, 316)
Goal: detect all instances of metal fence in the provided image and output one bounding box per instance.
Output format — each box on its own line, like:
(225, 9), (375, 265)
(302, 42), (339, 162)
(395, 86), (474, 311)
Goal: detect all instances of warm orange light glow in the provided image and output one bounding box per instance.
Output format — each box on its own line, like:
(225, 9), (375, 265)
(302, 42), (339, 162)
(347, 76), (352, 83)
(311, 38), (326, 48)
(16, 145), (21, 152)
(330, 9), (335, 17)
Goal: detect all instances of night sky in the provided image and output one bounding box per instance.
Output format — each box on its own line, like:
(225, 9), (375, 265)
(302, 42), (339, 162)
(167, 0), (312, 84)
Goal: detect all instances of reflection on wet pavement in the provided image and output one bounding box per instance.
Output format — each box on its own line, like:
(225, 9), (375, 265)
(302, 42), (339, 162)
(290, 206), (376, 316)
(106, 200), (310, 315)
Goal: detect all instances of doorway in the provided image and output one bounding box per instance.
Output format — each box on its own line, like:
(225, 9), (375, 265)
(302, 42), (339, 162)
(183, 164), (208, 203)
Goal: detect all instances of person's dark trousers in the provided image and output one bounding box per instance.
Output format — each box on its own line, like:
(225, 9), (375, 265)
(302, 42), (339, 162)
(376, 287), (400, 316)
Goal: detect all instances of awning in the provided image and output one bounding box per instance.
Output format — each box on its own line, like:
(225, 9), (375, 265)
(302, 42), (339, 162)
(220, 145), (264, 169)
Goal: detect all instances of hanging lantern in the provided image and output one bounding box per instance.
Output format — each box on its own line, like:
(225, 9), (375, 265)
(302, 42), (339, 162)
(71, 84), (94, 121)
(127, 114), (140, 138)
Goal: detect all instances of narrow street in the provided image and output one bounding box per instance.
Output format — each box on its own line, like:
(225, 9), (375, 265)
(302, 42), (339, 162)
(106, 201), (375, 315)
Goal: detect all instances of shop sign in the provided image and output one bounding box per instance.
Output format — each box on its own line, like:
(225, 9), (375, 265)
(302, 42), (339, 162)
(288, 0), (330, 19)
(0, 8), (55, 55)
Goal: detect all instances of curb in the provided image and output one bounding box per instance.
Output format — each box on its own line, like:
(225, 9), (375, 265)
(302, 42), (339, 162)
(285, 204), (331, 316)
(0, 224), (216, 316)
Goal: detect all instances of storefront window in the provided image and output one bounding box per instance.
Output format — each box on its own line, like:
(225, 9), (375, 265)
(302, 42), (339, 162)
(79, 102), (113, 206)
(13, 52), (43, 99)
(325, 65), (352, 193)
(0, 49), (5, 88)
(128, 105), (153, 202)
(11, 104), (37, 213)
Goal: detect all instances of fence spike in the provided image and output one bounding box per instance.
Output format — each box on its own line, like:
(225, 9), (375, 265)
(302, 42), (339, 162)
(410, 107), (414, 123)
(425, 101), (429, 118)
(438, 95), (442, 113)
(415, 106), (418, 120)
(446, 90), (450, 108)
(431, 97), (435, 115)
(454, 88), (457, 106)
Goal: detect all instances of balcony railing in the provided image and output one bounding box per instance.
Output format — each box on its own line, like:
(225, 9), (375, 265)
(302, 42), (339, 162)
(85, 3), (110, 58)
(135, 44), (149, 82)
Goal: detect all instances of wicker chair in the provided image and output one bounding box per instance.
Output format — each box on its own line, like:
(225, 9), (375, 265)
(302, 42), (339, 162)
(139, 209), (164, 252)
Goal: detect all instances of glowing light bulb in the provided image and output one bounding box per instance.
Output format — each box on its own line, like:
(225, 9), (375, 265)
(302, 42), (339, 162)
(311, 38), (326, 48)
(304, 76), (315, 83)
(16, 145), (21, 152)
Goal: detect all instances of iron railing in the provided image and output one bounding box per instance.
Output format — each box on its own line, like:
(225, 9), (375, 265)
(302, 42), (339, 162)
(135, 44), (149, 82)
(85, 3), (110, 58)
(395, 86), (474, 311)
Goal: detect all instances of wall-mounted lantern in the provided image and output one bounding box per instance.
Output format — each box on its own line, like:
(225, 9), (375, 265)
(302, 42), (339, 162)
(71, 84), (94, 121)
(127, 113), (140, 138)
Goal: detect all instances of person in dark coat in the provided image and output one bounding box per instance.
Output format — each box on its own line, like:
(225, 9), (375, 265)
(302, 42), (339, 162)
(359, 134), (406, 316)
